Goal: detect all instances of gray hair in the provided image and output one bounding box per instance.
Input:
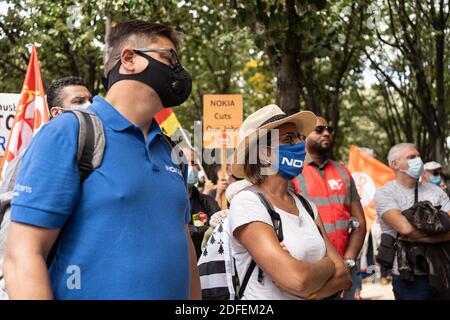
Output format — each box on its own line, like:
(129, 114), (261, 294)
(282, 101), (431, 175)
(387, 143), (417, 167)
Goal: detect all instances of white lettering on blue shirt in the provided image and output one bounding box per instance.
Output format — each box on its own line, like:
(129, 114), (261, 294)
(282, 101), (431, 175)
(14, 184), (32, 194)
(165, 165), (183, 177)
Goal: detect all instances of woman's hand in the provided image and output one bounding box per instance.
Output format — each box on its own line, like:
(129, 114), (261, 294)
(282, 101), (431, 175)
(234, 221), (336, 298)
(311, 215), (353, 299)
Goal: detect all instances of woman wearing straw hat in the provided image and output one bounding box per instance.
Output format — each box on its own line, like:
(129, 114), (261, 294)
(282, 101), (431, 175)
(228, 104), (352, 300)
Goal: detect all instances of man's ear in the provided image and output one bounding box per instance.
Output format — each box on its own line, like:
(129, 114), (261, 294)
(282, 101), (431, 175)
(119, 47), (137, 73)
(305, 136), (313, 151)
(391, 159), (399, 170)
(50, 107), (62, 118)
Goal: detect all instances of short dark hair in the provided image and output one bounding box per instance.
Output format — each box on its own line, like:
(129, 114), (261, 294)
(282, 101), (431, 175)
(46, 76), (86, 109)
(104, 20), (180, 76)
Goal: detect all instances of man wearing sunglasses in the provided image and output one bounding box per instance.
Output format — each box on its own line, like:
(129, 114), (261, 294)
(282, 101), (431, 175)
(293, 117), (366, 300)
(4, 21), (200, 300)
(422, 161), (450, 196)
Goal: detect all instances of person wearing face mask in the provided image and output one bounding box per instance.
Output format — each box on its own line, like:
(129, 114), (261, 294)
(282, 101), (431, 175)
(422, 161), (450, 196)
(46, 76), (92, 117)
(228, 105), (351, 300)
(374, 143), (450, 300)
(3, 21), (200, 300)
(292, 117), (366, 300)
(183, 148), (221, 259)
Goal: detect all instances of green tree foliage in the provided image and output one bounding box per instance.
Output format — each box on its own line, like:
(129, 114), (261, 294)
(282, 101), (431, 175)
(0, 0), (448, 165)
(0, 0), (105, 94)
(364, 0), (449, 163)
(225, 0), (371, 159)
(0, 0), (267, 132)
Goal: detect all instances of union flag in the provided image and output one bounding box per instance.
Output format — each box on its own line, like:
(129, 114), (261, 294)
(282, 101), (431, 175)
(0, 46), (49, 179)
(347, 145), (396, 233)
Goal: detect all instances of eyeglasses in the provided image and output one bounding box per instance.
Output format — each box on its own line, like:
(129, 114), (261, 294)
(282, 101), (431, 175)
(280, 133), (306, 145)
(115, 48), (182, 71)
(315, 125), (334, 134)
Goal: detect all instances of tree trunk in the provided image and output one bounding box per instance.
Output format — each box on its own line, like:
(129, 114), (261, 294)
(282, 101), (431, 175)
(275, 0), (302, 115)
(105, 16), (112, 44)
(299, 63), (319, 114)
(435, 136), (446, 164)
(87, 61), (97, 95)
(275, 51), (301, 115)
(434, 9), (446, 163)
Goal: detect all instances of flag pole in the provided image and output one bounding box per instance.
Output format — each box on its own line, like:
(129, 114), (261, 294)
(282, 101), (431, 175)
(220, 129), (228, 209)
(178, 127), (210, 182)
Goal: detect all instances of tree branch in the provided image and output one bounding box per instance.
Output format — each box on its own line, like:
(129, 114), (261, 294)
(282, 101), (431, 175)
(0, 20), (29, 64)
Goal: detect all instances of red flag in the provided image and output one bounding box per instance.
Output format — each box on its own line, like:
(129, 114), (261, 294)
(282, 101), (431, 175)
(347, 145), (396, 233)
(0, 46), (49, 179)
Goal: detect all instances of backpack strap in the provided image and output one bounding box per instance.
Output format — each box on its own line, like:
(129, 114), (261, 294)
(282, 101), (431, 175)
(77, 111), (95, 181)
(238, 190), (284, 299)
(45, 109), (105, 267)
(65, 109), (106, 182)
(295, 193), (325, 239)
(238, 260), (257, 299)
(414, 181), (419, 204)
(253, 192), (284, 242)
(295, 193), (315, 220)
(161, 134), (186, 178)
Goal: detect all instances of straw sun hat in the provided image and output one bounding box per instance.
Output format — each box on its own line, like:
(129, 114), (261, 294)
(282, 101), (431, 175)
(231, 104), (317, 179)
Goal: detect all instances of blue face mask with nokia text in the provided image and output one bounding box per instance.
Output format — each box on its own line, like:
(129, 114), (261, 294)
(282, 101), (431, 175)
(275, 141), (307, 180)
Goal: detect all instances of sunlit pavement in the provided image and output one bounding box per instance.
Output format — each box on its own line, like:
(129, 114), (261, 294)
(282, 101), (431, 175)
(360, 281), (395, 300)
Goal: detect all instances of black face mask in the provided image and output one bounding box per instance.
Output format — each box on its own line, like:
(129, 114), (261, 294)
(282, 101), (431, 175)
(102, 49), (192, 108)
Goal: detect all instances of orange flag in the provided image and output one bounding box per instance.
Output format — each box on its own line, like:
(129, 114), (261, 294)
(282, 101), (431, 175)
(347, 145), (396, 233)
(154, 108), (181, 137)
(0, 46), (49, 179)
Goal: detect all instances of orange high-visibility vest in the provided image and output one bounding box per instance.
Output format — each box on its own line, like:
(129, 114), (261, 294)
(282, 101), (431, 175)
(293, 160), (352, 257)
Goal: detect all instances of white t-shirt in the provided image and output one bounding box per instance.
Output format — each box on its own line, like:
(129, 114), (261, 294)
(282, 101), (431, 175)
(228, 189), (327, 300)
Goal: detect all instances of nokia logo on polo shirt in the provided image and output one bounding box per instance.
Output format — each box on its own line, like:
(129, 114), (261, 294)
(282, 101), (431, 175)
(281, 157), (304, 168)
(165, 165), (183, 177)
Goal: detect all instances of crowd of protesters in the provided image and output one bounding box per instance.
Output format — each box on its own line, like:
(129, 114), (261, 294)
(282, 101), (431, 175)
(0, 20), (449, 301)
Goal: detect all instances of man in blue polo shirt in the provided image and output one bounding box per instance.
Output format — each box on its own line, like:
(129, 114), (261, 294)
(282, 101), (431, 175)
(3, 21), (200, 299)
